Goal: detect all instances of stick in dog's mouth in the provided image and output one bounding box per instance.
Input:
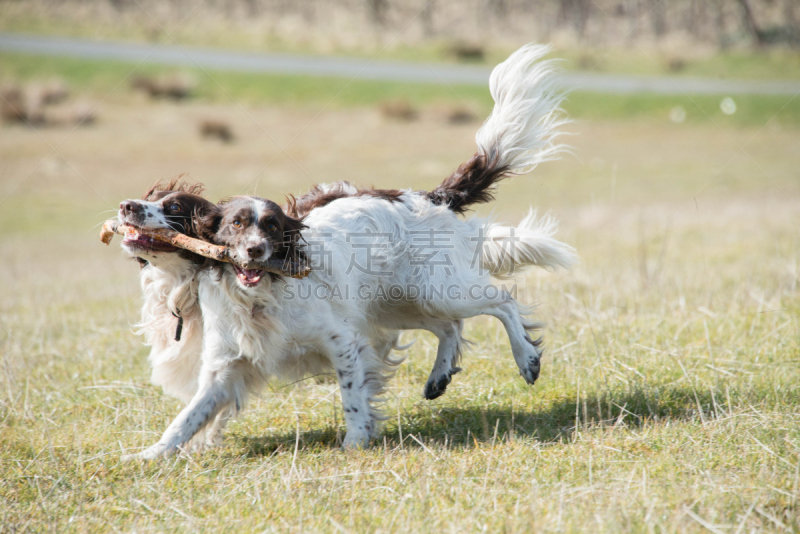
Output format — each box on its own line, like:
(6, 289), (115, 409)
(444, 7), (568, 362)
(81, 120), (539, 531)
(121, 225), (180, 253)
(100, 219), (311, 279)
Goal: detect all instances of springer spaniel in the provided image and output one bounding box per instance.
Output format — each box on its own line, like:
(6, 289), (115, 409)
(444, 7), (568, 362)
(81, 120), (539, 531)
(116, 179), (234, 450)
(123, 43), (576, 459)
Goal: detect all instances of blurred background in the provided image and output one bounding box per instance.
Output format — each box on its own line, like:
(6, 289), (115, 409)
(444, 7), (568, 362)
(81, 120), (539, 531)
(4, 0), (800, 55)
(1, 0), (798, 296)
(1, 0), (799, 231)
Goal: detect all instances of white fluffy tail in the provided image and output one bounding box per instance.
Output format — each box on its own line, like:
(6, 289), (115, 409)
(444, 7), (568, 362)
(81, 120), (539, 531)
(476, 43), (569, 174)
(481, 209), (578, 278)
(427, 44), (569, 214)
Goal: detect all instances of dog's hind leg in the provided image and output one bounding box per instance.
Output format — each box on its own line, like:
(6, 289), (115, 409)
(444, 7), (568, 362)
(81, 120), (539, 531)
(422, 319), (465, 401)
(375, 315), (465, 401)
(372, 329), (402, 363)
(480, 292), (543, 385)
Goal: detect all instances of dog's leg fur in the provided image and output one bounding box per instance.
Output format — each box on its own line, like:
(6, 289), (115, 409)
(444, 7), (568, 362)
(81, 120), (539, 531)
(373, 313), (464, 401)
(480, 292), (543, 385)
(396, 291), (542, 390)
(125, 364), (240, 460)
(326, 331), (383, 449)
(372, 330), (401, 363)
(422, 320), (464, 400)
(186, 405), (232, 452)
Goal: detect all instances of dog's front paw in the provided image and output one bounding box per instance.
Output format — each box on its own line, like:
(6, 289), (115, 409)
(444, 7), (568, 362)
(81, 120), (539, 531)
(423, 367), (462, 400)
(121, 443), (171, 461)
(342, 432), (370, 450)
(204, 430), (225, 449)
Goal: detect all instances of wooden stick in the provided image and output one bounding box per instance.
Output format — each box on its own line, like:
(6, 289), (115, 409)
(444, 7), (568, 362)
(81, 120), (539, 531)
(100, 219), (311, 279)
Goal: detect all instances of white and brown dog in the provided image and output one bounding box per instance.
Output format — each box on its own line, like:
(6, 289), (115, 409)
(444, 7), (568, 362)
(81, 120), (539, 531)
(117, 179), (231, 450)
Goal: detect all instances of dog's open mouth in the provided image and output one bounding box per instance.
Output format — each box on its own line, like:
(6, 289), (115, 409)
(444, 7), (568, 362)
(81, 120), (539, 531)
(121, 227), (178, 253)
(234, 266), (265, 287)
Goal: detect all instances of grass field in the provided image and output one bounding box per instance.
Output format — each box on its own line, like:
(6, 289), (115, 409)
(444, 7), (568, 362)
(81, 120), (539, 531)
(3, 52), (800, 130)
(1, 61), (800, 531)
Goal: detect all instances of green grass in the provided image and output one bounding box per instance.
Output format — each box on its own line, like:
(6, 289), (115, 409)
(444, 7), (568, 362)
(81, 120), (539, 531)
(2, 52), (800, 128)
(1, 194), (799, 532)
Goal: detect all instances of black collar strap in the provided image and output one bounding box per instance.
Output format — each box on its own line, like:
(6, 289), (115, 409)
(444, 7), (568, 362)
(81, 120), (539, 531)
(171, 309), (183, 342)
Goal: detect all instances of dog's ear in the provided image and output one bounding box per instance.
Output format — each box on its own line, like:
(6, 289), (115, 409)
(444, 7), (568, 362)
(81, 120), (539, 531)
(279, 214), (308, 265)
(195, 204), (223, 242)
(143, 175), (204, 200)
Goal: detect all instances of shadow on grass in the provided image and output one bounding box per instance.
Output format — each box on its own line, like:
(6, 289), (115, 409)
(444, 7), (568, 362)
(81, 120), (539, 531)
(233, 385), (720, 457)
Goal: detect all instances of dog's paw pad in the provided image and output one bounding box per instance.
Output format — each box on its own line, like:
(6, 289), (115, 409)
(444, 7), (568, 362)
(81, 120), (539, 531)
(423, 367), (462, 400)
(519, 357), (540, 385)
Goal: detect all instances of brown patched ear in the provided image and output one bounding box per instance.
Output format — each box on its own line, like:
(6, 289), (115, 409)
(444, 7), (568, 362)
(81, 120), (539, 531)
(188, 203), (214, 239)
(284, 194), (299, 218)
(278, 214), (308, 265)
(142, 175), (205, 201)
(195, 204), (224, 243)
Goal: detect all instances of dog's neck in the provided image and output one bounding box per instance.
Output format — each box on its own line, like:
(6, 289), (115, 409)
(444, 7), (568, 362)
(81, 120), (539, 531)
(200, 263), (287, 372)
(139, 256), (199, 317)
(132, 257), (201, 354)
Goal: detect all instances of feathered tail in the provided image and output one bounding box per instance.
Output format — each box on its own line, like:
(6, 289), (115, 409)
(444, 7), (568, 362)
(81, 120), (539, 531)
(480, 209), (578, 278)
(427, 44), (569, 213)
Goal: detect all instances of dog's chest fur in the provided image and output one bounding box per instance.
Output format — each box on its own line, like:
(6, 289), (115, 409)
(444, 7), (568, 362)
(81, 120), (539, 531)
(199, 267), (296, 373)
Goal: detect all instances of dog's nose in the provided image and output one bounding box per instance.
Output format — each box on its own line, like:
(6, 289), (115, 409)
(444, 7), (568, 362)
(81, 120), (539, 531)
(120, 201), (141, 215)
(246, 244), (265, 259)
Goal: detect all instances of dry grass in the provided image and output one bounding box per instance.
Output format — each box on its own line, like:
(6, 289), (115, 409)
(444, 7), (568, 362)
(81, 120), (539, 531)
(1, 98), (799, 532)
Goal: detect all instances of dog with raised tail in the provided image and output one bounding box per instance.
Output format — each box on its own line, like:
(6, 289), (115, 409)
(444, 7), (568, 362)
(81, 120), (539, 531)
(125, 43), (577, 459)
(288, 43), (577, 400)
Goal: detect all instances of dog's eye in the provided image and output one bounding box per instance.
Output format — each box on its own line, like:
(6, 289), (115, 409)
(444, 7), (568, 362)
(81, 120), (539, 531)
(232, 220), (242, 228)
(169, 203), (181, 212)
(267, 223), (277, 232)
